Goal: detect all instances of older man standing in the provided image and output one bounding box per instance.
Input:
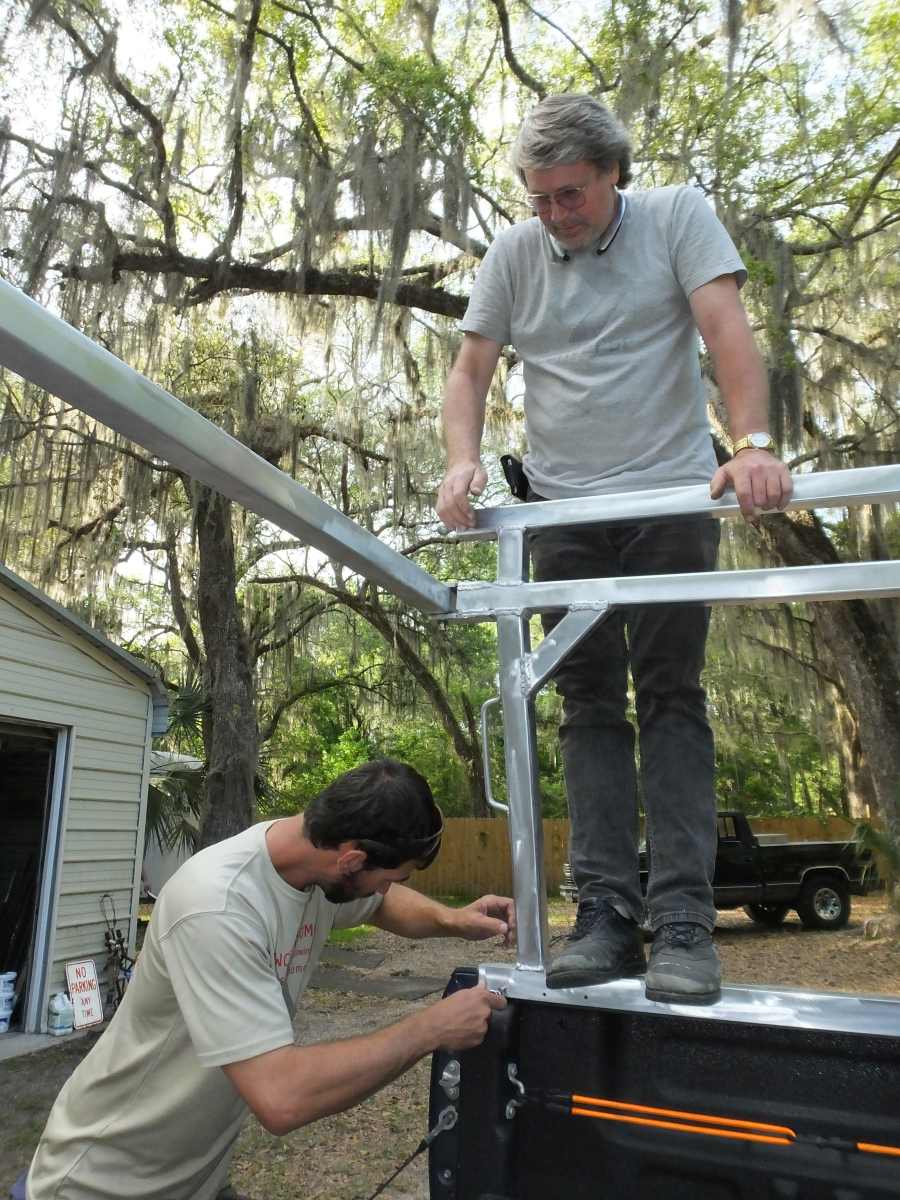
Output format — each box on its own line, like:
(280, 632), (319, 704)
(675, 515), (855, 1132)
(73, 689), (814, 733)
(437, 94), (791, 1003)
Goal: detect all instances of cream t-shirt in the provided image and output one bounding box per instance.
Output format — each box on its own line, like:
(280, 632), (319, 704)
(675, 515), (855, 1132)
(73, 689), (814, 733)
(28, 822), (382, 1200)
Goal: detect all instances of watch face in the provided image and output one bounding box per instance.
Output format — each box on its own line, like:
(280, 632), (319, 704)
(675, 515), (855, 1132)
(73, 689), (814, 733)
(749, 432), (772, 448)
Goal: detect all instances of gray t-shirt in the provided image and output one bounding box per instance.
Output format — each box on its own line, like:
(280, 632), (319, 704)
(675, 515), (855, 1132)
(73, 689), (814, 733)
(28, 822), (382, 1200)
(461, 185), (746, 499)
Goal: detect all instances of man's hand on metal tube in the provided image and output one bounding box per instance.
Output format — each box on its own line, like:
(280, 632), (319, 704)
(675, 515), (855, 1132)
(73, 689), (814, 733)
(437, 460), (487, 530)
(709, 449), (793, 520)
(454, 894), (517, 947)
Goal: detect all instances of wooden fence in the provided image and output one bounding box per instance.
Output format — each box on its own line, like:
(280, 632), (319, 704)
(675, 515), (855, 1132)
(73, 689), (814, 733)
(409, 814), (865, 898)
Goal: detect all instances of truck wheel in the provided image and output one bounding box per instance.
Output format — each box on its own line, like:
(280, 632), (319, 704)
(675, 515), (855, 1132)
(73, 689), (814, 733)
(796, 876), (850, 930)
(743, 903), (789, 927)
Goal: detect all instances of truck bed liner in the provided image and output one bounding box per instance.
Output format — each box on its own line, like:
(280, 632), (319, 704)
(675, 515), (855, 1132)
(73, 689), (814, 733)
(430, 968), (900, 1199)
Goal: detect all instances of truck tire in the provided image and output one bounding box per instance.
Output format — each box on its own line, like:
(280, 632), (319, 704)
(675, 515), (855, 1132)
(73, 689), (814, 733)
(744, 903), (790, 927)
(796, 876), (850, 930)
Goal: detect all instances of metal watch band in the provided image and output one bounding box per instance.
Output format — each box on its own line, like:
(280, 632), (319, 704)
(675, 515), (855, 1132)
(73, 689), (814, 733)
(732, 432), (775, 455)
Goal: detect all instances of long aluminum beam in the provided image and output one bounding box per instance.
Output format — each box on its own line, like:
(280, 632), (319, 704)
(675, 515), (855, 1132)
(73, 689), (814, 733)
(0, 279), (452, 614)
(455, 559), (900, 620)
(454, 464), (900, 539)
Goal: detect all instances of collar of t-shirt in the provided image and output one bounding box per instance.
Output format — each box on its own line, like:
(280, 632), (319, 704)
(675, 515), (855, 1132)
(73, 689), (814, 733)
(545, 189), (628, 262)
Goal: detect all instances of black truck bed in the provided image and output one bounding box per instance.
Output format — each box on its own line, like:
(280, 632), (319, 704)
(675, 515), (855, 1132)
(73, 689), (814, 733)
(430, 968), (900, 1199)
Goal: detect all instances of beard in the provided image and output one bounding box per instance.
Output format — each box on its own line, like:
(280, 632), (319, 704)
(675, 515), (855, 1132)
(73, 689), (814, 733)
(321, 877), (369, 905)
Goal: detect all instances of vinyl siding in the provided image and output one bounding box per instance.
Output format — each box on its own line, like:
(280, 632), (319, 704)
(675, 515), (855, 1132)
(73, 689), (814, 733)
(53, 889), (133, 928)
(61, 859), (138, 893)
(0, 584), (153, 1028)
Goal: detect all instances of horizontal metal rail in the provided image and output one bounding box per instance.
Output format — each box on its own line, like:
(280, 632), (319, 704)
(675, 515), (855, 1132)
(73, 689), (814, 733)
(0, 280), (452, 614)
(455, 559), (900, 619)
(453, 464), (900, 539)
(479, 964), (900, 1039)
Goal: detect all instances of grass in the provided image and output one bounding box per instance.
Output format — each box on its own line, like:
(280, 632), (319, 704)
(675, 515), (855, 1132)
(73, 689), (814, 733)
(326, 925), (375, 946)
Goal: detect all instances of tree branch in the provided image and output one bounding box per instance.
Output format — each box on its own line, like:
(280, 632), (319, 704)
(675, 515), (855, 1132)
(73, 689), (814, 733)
(253, 598), (332, 661)
(488, 0), (546, 98)
(54, 247), (469, 317)
(215, 0), (262, 260)
(41, 1), (180, 249)
(197, 0), (332, 167)
(400, 535), (450, 557)
(792, 324), (893, 363)
(259, 667), (376, 743)
(48, 498), (126, 548)
(50, 425), (179, 472)
(743, 633), (842, 693)
(165, 534), (203, 670)
(518, 1), (614, 91)
(788, 135), (900, 256)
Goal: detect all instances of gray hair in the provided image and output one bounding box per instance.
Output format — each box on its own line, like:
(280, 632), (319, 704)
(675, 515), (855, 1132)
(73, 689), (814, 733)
(511, 94), (633, 188)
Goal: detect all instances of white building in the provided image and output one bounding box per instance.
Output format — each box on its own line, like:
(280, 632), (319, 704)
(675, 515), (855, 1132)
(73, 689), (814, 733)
(0, 563), (167, 1036)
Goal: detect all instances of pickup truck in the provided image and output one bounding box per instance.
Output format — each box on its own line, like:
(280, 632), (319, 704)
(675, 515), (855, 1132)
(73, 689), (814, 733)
(560, 809), (876, 929)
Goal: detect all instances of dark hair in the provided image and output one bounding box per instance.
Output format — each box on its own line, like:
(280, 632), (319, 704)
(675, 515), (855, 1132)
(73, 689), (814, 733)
(511, 93), (633, 188)
(304, 758), (443, 869)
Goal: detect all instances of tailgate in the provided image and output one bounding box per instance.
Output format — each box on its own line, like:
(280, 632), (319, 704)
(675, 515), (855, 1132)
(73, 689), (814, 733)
(429, 969), (900, 1200)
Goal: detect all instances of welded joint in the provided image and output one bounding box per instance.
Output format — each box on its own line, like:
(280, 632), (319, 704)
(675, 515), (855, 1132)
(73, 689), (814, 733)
(517, 656), (539, 695)
(519, 657), (541, 695)
(441, 606), (521, 622)
(496, 653), (540, 697)
(505, 1062), (526, 1120)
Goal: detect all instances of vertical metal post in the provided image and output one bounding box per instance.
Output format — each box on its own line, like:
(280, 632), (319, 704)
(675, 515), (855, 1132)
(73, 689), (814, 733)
(495, 528), (548, 973)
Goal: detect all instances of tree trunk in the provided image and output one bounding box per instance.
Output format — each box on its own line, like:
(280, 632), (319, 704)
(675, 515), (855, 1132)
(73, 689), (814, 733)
(761, 512), (900, 846)
(194, 485), (259, 847)
(836, 701), (877, 820)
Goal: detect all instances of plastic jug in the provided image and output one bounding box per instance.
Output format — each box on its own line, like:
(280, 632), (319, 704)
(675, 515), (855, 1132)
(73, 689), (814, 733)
(47, 992), (74, 1036)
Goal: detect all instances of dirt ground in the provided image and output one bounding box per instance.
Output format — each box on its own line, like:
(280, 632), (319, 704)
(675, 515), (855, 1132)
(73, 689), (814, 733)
(3, 895), (899, 1200)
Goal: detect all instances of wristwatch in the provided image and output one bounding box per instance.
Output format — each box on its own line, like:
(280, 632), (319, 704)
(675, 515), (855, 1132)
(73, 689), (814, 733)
(732, 432), (775, 455)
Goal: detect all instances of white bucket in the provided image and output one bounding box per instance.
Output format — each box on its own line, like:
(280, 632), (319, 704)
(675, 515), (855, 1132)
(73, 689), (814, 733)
(0, 993), (13, 1015)
(0, 1013), (9, 1034)
(0, 971), (15, 996)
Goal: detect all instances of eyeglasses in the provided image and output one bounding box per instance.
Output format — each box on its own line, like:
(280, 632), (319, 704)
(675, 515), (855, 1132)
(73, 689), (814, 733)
(524, 183), (591, 215)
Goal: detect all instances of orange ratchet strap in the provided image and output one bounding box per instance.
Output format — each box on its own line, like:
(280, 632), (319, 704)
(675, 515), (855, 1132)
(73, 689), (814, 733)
(537, 1091), (900, 1160)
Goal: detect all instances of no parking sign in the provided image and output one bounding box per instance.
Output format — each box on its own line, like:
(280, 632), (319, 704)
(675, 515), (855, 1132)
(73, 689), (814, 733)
(64, 959), (104, 1028)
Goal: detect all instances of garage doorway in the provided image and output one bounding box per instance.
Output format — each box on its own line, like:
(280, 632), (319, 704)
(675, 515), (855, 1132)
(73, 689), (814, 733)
(0, 721), (68, 1032)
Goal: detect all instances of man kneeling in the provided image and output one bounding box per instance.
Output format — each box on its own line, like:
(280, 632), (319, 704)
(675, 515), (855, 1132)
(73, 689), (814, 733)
(26, 759), (512, 1200)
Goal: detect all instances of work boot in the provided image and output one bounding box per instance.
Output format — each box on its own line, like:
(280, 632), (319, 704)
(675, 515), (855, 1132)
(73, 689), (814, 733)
(645, 922), (721, 1004)
(546, 899), (646, 989)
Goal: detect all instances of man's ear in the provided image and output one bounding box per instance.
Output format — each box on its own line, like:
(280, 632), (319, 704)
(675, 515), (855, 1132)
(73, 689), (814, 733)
(335, 845), (367, 876)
